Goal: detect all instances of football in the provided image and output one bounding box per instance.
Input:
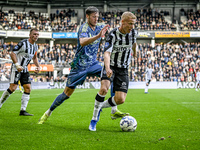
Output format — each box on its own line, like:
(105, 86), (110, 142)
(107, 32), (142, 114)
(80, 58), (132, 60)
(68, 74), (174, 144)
(120, 116), (137, 132)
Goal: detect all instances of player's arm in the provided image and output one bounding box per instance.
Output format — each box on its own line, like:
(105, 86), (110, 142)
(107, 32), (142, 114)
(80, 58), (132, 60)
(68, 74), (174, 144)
(11, 41), (24, 72)
(132, 43), (137, 59)
(80, 24), (109, 47)
(104, 31), (114, 78)
(104, 51), (112, 78)
(10, 52), (24, 72)
(131, 29), (138, 59)
(32, 53), (40, 74)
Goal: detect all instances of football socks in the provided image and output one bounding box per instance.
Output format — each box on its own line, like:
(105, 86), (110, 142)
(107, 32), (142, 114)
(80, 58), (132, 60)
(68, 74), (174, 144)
(50, 92), (69, 111)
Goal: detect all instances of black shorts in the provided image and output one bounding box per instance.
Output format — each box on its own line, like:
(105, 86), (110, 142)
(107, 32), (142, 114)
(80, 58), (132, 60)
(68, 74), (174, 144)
(10, 71), (31, 86)
(101, 66), (129, 93)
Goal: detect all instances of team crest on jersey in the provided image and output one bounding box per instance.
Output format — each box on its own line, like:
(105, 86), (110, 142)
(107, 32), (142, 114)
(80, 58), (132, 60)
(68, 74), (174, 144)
(67, 78), (71, 85)
(14, 45), (19, 49)
(122, 82), (126, 86)
(104, 42), (109, 48)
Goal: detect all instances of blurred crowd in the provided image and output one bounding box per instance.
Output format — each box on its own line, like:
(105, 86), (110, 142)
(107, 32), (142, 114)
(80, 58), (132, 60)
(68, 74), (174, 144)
(180, 9), (200, 31)
(1, 8), (200, 32)
(1, 8), (200, 82)
(131, 42), (200, 82)
(0, 9), (78, 32)
(1, 41), (200, 82)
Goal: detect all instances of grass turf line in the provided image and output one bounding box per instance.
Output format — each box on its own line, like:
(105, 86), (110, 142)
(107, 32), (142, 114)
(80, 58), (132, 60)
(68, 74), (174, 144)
(0, 89), (199, 150)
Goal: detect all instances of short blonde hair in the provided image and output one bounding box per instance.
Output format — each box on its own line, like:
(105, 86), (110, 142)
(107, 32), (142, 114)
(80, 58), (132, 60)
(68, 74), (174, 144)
(121, 12), (136, 21)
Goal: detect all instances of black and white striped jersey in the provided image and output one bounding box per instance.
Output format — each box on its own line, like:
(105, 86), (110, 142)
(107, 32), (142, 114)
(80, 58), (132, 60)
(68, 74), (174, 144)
(12, 39), (38, 73)
(104, 27), (137, 68)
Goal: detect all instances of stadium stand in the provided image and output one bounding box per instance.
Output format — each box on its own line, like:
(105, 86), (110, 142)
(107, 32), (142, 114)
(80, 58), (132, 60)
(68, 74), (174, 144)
(1, 41), (200, 82)
(0, 2), (200, 82)
(0, 9), (78, 32)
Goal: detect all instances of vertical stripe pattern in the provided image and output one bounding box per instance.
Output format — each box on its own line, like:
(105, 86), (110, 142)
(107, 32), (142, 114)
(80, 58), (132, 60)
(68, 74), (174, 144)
(104, 27), (137, 68)
(12, 39), (38, 73)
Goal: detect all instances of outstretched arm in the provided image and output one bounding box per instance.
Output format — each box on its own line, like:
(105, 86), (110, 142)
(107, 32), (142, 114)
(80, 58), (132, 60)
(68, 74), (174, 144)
(79, 25), (109, 47)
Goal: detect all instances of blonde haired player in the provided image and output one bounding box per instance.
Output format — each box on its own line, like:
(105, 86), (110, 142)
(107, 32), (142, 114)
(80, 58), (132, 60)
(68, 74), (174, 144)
(89, 11), (137, 131)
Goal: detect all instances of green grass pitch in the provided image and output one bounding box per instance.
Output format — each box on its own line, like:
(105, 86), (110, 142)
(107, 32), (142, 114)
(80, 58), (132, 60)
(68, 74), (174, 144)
(0, 88), (199, 150)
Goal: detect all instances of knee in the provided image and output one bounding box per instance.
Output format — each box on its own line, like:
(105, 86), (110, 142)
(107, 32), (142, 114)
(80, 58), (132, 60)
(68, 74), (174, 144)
(9, 85), (17, 92)
(64, 87), (75, 97)
(115, 96), (125, 105)
(24, 89), (31, 93)
(99, 87), (108, 95)
(23, 86), (31, 93)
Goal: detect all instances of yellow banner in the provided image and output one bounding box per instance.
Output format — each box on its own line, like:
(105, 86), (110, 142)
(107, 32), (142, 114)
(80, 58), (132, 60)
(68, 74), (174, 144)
(155, 32), (190, 38)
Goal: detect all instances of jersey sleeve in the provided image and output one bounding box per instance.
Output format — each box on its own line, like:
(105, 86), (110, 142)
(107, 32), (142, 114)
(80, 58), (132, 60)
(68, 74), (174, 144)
(104, 32), (114, 53)
(79, 24), (89, 38)
(12, 41), (24, 54)
(132, 29), (138, 44)
(34, 45), (38, 55)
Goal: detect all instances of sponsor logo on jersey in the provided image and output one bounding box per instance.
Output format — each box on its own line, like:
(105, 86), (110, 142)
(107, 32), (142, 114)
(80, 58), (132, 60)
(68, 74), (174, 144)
(113, 47), (128, 52)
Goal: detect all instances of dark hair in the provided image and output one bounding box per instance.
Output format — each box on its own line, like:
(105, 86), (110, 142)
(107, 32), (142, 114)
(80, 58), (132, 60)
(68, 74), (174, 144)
(85, 6), (99, 15)
(30, 28), (39, 33)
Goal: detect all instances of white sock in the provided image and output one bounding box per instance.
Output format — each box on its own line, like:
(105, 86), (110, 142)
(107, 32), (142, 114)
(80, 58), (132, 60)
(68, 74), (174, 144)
(0, 90), (11, 108)
(92, 93), (105, 120)
(145, 86), (148, 93)
(101, 97), (117, 113)
(21, 93), (30, 111)
(111, 97), (117, 114)
(45, 109), (52, 116)
(101, 100), (111, 109)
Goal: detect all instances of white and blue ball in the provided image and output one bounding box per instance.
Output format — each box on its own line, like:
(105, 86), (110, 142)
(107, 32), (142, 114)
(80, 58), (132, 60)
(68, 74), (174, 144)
(120, 116), (137, 132)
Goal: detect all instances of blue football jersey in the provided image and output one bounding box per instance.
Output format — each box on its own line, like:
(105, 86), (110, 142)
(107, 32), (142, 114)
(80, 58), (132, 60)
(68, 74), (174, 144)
(70, 22), (105, 69)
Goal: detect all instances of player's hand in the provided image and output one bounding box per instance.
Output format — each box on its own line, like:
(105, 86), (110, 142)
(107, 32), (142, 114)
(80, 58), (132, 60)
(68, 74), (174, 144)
(15, 63), (24, 72)
(106, 68), (113, 78)
(34, 66), (40, 74)
(133, 52), (137, 59)
(99, 24), (109, 38)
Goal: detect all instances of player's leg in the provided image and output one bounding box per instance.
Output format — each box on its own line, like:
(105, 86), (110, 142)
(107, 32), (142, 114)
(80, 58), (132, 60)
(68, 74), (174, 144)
(38, 86), (74, 124)
(89, 79), (110, 131)
(110, 92), (129, 119)
(101, 68), (129, 119)
(18, 80), (23, 93)
(110, 82), (117, 114)
(19, 72), (34, 116)
(88, 63), (116, 114)
(93, 80), (110, 121)
(145, 80), (150, 94)
(0, 84), (18, 108)
(0, 71), (19, 108)
(101, 91), (129, 120)
(49, 87), (74, 112)
(38, 68), (87, 124)
(196, 81), (199, 91)
(20, 83), (33, 116)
